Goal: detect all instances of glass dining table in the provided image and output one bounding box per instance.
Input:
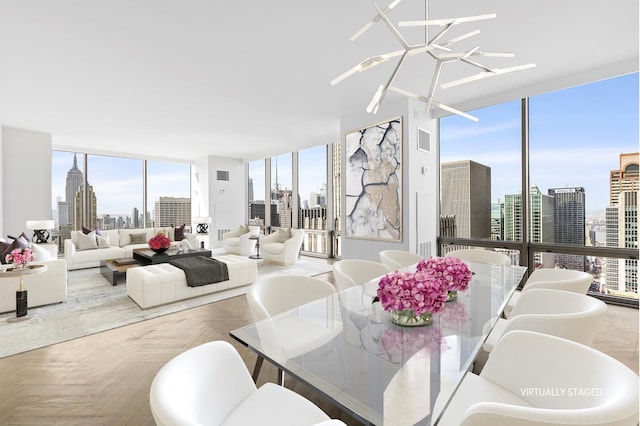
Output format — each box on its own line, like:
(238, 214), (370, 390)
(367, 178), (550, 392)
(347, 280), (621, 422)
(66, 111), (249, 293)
(230, 261), (527, 426)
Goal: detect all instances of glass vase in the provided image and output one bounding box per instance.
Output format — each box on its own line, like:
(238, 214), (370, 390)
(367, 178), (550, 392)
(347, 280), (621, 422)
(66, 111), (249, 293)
(446, 290), (458, 302)
(390, 309), (433, 327)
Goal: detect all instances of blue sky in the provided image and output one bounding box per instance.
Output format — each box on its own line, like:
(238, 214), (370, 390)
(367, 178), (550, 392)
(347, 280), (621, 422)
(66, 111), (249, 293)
(440, 73), (639, 214)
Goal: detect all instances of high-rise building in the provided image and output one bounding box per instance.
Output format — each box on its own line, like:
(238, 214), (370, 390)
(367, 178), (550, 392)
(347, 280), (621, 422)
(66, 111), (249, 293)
(154, 197), (191, 228)
(73, 184), (97, 230)
(64, 154), (84, 228)
(332, 141), (341, 233)
(505, 185), (554, 266)
(490, 200), (504, 240)
(548, 187), (586, 271)
(248, 177), (254, 203)
(441, 160), (491, 239)
(132, 207), (140, 228)
(605, 152), (639, 296)
(609, 152), (639, 206)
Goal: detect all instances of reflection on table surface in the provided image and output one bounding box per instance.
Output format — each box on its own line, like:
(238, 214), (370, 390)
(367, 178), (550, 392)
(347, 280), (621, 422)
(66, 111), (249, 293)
(231, 262), (526, 426)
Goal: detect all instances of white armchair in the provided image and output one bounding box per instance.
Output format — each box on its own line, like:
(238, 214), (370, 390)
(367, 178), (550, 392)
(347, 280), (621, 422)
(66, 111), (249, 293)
(483, 288), (607, 352)
(150, 340), (344, 426)
(436, 330), (640, 426)
(379, 250), (423, 270)
(504, 268), (593, 318)
(260, 228), (305, 265)
(223, 225), (260, 256)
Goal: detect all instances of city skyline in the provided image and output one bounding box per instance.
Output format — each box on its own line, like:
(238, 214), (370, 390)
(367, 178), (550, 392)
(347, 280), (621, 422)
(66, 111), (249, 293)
(52, 152), (190, 216)
(441, 73), (638, 214)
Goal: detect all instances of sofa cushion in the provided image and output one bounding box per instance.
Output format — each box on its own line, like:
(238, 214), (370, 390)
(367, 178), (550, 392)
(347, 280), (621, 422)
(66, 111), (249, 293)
(261, 242), (284, 255)
(120, 230), (148, 246)
(76, 230), (98, 250)
(96, 234), (111, 248)
(0, 239), (19, 264)
(7, 233), (31, 248)
(130, 232), (147, 245)
(174, 224), (186, 241)
(31, 243), (54, 261)
(82, 226), (102, 236)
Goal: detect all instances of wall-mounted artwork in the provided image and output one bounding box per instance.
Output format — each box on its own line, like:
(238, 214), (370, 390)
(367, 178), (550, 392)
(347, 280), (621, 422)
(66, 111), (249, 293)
(345, 117), (402, 241)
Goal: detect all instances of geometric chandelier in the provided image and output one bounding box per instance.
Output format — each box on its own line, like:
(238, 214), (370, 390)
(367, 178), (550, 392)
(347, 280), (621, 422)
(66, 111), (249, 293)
(331, 0), (536, 121)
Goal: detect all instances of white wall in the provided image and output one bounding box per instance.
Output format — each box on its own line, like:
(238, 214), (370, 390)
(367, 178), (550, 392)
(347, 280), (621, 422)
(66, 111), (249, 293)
(0, 124), (3, 238)
(1, 126), (53, 237)
(340, 98), (439, 261)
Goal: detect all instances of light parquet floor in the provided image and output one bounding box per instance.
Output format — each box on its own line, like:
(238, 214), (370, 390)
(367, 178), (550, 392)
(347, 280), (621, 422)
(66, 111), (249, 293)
(0, 264), (637, 425)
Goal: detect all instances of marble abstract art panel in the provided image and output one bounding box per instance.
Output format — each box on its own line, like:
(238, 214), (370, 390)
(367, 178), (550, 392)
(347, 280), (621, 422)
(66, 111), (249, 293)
(345, 117), (402, 241)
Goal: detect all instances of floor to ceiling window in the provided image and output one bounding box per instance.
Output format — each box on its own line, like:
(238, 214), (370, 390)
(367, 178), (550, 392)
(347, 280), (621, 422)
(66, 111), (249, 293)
(439, 100), (523, 263)
(147, 161), (191, 228)
(439, 72), (639, 304)
(530, 73), (639, 298)
(248, 160), (266, 227)
(271, 153), (293, 228)
(52, 151), (191, 254)
(298, 145), (327, 255)
(51, 151), (85, 252)
(87, 155), (143, 231)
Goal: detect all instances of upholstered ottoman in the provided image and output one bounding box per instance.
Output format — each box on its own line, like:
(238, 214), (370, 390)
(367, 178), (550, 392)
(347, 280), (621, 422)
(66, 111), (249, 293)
(126, 255), (257, 309)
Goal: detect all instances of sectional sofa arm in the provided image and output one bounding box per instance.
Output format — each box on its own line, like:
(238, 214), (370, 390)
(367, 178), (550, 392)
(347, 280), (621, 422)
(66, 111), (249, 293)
(64, 239), (77, 265)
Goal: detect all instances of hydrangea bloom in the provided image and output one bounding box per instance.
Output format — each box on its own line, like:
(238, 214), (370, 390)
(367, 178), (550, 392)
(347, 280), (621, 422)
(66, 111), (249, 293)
(377, 256), (473, 317)
(416, 256), (473, 292)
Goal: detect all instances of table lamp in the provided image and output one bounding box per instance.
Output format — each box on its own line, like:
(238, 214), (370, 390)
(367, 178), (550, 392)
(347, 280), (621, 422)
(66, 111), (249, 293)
(26, 220), (55, 243)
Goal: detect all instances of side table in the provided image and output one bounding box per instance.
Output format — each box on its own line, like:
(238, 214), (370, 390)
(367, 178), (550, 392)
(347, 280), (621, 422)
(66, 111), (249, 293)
(0, 264), (48, 322)
(249, 235), (262, 259)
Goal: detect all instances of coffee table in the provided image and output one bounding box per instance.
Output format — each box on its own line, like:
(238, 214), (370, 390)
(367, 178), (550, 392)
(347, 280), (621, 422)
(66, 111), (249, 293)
(132, 247), (212, 266)
(100, 258), (139, 286)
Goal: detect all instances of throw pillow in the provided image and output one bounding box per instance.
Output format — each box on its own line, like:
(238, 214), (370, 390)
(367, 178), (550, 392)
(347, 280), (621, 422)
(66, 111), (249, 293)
(31, 243), (53, 261)
(76, 230), (98, 251)
(0, 240), (18, 264)
(129, 232), (147, 245)
(96, 235), (111, 248)
(174, 224), (185, 241)
(8, 233), (31, 248)
(82, 226), (102, 236)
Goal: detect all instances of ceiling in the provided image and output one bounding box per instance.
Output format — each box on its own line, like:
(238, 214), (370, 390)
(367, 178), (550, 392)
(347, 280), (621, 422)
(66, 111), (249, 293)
(0, 0), (637, 162)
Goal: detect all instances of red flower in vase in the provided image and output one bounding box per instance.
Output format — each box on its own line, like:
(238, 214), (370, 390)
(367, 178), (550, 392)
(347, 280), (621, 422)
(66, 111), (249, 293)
(148, 233), (171, 251)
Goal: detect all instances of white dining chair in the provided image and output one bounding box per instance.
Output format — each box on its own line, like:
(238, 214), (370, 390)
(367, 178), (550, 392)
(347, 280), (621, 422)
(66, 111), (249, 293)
(150, 340), (346, 426)
(483, 288), (607, 353)
(436, 330), (639, 426)
(379, 250), (423, 270)
(444, 248), (511, 265)
(504, 268), (593, 318)
(332, 259), (391, 292)
(246, 274), (339, 383)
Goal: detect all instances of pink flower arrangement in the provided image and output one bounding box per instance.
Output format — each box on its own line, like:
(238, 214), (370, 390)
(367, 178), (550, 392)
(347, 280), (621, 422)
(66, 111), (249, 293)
(5, 247), (34, 268)
(376, 256), (473, 318)
(377, 269), (449, 316)
(416, 256), (473, 292)
(148, 233), (171, 251)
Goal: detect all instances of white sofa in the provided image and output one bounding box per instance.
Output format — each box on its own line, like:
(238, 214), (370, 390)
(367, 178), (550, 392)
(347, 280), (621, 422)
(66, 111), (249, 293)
(260, 228), (305, 265)
(0, 259), (68, 313)
(126, 254), (257, 309)
(223, 225), (260, 255)
(64, 228), (198, 270)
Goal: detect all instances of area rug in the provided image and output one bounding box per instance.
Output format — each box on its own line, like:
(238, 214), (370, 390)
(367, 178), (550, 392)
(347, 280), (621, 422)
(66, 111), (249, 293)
(0, 258), (332, 358)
